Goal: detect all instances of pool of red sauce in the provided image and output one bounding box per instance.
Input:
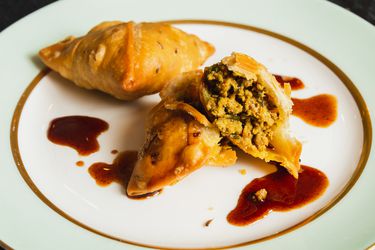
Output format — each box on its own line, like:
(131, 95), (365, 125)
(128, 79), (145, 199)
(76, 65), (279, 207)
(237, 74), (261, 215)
(76, 161), (84, 167)
(47, 116), (109, 155)
(227, 165), (329, 226)
(88, 151), (161, 200)
(274, 74), (305, 90)
(274, 74), (337, 127)
(292, 95), (337, 127)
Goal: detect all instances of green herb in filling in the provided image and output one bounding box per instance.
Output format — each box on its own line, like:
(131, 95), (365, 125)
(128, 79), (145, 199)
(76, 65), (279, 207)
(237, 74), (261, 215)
(203, 63), (279, 151)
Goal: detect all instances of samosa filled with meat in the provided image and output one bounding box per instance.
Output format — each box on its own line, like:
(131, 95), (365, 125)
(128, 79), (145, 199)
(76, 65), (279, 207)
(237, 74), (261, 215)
(200, 53), (302, 177)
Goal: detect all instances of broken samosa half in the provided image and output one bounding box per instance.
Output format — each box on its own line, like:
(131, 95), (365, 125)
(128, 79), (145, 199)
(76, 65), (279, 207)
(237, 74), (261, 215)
(127, 101), (235, 196)
(39, 21), (215, 100)
(200, 53), (302, 177)
(127, 71), (236, 196)
(160, 70), (238, 167)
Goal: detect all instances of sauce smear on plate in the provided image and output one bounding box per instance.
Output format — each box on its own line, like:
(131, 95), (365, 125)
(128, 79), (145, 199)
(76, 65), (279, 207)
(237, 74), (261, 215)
(292, 94), (337, 127)
(274, 74), (305, 90)
(88, 151), (161, 200)
(76, 161), (84, 167)
(47, 116), (109, 155)
(88, 151), (138, 187)
(227, 165), (328, 226)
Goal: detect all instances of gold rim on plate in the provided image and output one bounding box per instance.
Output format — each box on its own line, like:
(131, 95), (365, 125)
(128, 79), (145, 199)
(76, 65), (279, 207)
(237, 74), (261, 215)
(0, 240), (13, 250)
(9, 20), (372, 249)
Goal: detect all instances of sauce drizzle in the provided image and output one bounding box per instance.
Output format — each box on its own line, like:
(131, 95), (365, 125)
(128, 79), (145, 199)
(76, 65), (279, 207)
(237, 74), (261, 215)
(88, 151), (138, 187)
(76, 161), (84, 167)
(292, 94), (337, 127)
(47, 116), (109, 155)
(274, 74), (305, 90)
(227, 165), (328, 226)
(88, 151), (161, 199)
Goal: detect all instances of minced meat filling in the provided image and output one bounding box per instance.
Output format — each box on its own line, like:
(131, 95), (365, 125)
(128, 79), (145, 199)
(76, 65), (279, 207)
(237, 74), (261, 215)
(203, 63), (279, 150)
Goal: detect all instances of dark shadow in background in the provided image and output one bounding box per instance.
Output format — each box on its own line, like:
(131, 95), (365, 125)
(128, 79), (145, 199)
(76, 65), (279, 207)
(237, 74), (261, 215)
(330, 0), (375, 24)
(0, 0), (374, 31)
(0, 0), (55, 31)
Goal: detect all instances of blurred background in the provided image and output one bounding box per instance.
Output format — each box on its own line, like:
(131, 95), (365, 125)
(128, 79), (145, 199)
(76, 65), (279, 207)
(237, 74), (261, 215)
(0, 0), (374, 31)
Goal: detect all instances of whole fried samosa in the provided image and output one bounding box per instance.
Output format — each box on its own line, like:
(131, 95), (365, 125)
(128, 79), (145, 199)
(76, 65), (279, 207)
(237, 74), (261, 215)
(39, 21), (215, 100)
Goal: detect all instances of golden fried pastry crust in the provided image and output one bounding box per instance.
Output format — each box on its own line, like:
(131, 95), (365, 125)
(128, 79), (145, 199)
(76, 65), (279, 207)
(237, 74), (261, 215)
(39, 21), (215, 100)
(127, 71), (238, 196)
(127, 102), (222, 196)
(201, 52), (302, 177)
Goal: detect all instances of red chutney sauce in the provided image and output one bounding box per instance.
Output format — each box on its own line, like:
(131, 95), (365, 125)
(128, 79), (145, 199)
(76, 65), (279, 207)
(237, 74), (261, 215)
(88, 151), (161, 200)
(274, 74), (305, 90)
(47, 116), (109, 155)
(76, 161), (84, 167)
(227, 165), (328, 226)
(292, 94), (337, 127)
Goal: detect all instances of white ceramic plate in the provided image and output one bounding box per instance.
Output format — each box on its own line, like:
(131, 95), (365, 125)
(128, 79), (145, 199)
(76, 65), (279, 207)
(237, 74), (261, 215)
(1, 1), (374, 249)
